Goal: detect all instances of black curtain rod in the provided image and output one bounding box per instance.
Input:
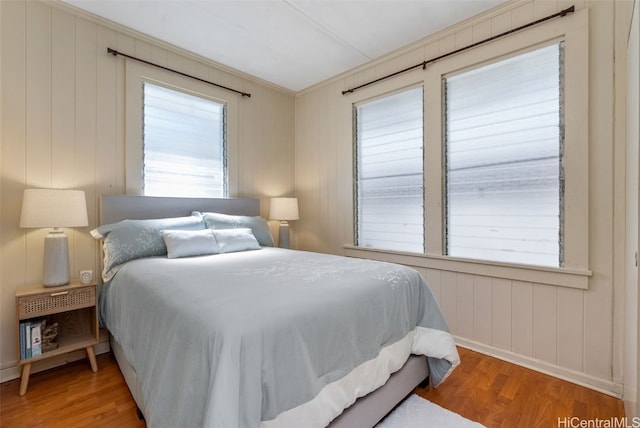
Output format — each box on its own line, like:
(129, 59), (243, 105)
(342, 5), (575, 95)
(107, 48), (251, 98)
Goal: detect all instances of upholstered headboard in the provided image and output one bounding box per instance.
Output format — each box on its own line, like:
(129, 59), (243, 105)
(100, 195), (261, 224)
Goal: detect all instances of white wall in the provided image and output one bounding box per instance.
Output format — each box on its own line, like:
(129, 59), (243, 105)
(295, 0), (629, 396)
(0, 0), (295, 379)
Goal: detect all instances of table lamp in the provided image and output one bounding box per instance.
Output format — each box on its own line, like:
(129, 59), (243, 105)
(20, 189), (89, 286)
(269, 197), (299, 249)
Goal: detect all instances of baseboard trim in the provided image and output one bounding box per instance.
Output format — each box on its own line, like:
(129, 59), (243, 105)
(1, 331), (110, 384)
(624, 389), (638, 419)
(455, 337), (624, 398)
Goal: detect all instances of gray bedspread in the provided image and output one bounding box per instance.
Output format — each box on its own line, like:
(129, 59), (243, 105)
(100, 248), (459, 428)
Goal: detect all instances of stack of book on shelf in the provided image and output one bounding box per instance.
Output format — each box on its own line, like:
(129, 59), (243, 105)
(19, 319), (58, 360)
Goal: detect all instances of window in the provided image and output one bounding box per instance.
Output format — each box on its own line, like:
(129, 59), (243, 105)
(142, 82), (227, 197)
(355, 87), (424, 253)
(125, 60), (238, 198)
(348, 10), (588, 285)
(445, 44), (563, 267)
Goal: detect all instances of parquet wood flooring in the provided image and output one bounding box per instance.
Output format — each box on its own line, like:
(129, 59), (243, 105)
(0, 348), (626, 427)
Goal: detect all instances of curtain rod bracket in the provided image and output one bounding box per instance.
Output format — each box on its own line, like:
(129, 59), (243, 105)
(560, 5), (575, 16)
(106, 48), (251, 98)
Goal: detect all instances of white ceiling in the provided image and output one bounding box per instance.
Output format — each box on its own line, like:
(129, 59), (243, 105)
(63, 0), (506, 92)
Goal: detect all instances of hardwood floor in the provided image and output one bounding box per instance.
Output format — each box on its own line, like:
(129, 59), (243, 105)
(0, 348), (625, 427)
(417, 348), (626, 428)
(1, 353), (144, 428)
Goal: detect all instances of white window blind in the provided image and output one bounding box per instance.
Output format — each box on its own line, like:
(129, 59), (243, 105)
(143, 83), (227, 197)
(355, 87), (424, 253)
(445, 43), (563, 267)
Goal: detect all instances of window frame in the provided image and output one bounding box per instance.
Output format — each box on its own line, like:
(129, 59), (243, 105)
(125, 60), (239, 197)
(442, 41), (565, 268)
(347, 8), (590, 288)
(141, 81), (228, 198)
(353, 85), (426, 254)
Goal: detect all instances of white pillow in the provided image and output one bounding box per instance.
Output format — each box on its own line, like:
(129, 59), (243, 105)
(162, 229), (220, 259)
(211, 228), (261, 253)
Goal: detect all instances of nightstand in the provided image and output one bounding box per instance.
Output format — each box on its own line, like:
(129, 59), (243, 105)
(15, 281), (99, 395)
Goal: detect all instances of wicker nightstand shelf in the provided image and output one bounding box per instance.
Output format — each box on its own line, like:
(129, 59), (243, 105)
(15, 281), (99, 395)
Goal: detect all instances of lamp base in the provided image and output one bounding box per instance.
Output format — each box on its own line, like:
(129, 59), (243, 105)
(43, 230), (70, 287)
(278, 222), (291, 249)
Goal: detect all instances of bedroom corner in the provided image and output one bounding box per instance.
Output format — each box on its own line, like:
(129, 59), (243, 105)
(0, 0), (295, 383)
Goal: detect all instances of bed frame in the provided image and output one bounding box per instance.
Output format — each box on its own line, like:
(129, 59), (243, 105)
(99, 194), (429, 427)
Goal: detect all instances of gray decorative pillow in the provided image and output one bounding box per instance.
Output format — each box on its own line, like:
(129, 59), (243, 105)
(91, 215), (205, 281)
(194, 211), (274, 247)
(211, 228), (261, 253)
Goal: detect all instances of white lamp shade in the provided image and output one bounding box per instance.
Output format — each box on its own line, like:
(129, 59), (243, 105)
(20, 189), (88, 228)
(269, 197), (299, 221)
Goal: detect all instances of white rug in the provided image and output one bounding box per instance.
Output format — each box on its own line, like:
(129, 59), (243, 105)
(376, 394), (486, 428)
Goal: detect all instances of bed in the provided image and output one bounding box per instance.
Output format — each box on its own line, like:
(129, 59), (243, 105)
(95, 195), (459, 428)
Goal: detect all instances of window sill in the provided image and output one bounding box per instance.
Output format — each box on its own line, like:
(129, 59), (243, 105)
(343, 245), (591, 290)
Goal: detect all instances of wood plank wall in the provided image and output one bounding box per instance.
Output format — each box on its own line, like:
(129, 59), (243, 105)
(0, 0), (295, 379)
(294, 0), (629, 396)
(624, 0), (640, 417)
(1, 0), (633, 402)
